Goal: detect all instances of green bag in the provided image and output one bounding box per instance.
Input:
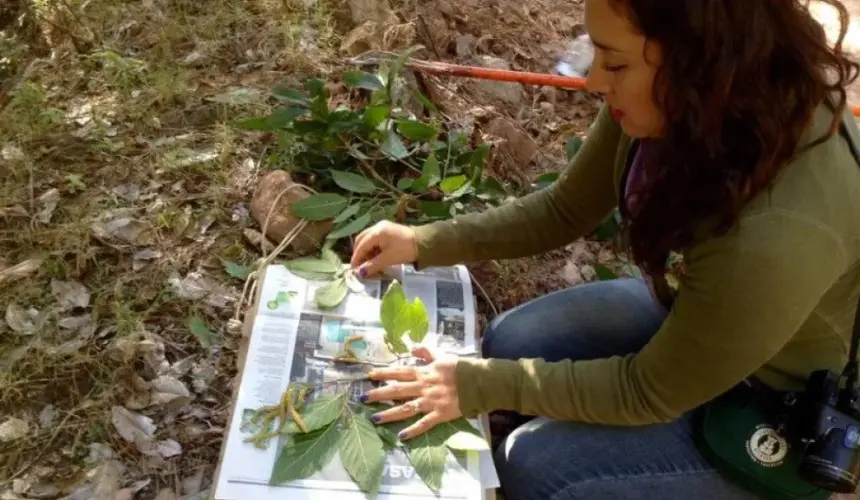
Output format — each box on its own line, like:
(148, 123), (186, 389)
(694, 383), (831, 500)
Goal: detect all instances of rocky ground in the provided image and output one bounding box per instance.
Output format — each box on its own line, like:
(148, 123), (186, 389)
(1, 0), (859, 499)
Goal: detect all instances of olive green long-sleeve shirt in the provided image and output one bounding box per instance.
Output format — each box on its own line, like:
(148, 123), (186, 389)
(412, 102), (860, 425)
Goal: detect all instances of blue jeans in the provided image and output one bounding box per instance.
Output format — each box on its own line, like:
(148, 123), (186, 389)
(482, 278), (763, 500)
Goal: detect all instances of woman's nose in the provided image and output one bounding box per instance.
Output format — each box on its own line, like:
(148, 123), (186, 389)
(585, 66), (611, 96)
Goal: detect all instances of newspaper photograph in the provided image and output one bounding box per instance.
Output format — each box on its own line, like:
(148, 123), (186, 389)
(213, 263), (497, 500)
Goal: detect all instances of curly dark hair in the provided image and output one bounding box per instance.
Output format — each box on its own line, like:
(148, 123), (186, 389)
(611, 0), (860, 276)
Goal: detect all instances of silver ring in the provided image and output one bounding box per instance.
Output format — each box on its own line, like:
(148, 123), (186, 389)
(407, 400), (421, 414)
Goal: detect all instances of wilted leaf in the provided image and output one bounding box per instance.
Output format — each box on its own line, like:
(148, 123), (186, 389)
(289, 193), (348, 221)
(330, 170), (375, 194)
(111, 406), (156, 455)
(0, 417), (29, 442)
(439, 175), (467, 194)
(92, 213), (150, 245)
(315, 277), (348, 308)
(37, 188), (60, 223)
(380, 281), (429, 348)
(187, 317), (213, 349)
(150, 375), (192, 406)
(51, 279), (91, 310)
(342, 71), (384, 90)
(207, 87), (263, 105)
(5, 303), (38, 335)
(396, 120), (437, 141)
(270, 423), (340, 485)
(155, 439), (182, 458)
(222, 259), (253, 279)
(133, 249), (162, 271)
(168, 272), (235, 308)
(283, 393), (345, 433)
(327, 213), (372, 240)
(380, 129), (409, 160)
(58, 314), (91, 330)
(339, 407), (386, 495)
(0, 257), (42, 284)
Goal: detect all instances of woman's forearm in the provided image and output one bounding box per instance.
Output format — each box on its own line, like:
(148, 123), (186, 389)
(412, 105), (623, 269)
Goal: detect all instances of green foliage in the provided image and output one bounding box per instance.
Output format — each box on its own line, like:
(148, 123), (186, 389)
(282, 247), (352, 309)
(233, 48), (514, 243)
(252, 276), (489, 496)
(380, 281), (429, 352)
(187, 316), (213, 349)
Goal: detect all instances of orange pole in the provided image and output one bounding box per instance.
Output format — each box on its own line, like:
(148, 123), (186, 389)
(407, 59), (860, 117)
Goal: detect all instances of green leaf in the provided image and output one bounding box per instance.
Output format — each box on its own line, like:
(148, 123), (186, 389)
(284, 256), (340, 275)
(330, 170), (375, 194)
(419, 200), (451, 218)
(566, 135), (583, 161)
(443, 419), (489, 451)
(380, 281), (429, 347)
(272, 86), (309, 105)
(284, 393), (346, 433)
(380, 129), (409, 160)
(421, 153), (440, 186)
(270, 422), (340, 485)
(339, 407), (386, 495)
(343, 71), (384, 90)
(222, 259), (253, 279)
(439, 175), (467, 194)
(594, 263), (618, 281)
(388, 45), (424, 92)
(534, 172), (559, 190)
(403, 430), (448, 492)
(315, 277), (348, 308)
(187, 316), (213, 349)
(321, 247), (343, 269)
(396, 119), (437, 141)
(397, 178), (414, 190)
(289, 193), (348, 220)
(332, 203), (362, 224)
(363, 105), (389, 129)
(327, 213), (373, 240)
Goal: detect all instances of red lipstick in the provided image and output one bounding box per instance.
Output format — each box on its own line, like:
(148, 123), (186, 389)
(610, 107), (625, 121)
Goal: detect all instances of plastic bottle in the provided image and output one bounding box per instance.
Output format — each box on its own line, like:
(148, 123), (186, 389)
(554, 34), (594, 78)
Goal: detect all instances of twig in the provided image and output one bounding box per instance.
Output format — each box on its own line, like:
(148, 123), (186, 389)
(469, 270), (499, 317)
(416, 15), (442, 60)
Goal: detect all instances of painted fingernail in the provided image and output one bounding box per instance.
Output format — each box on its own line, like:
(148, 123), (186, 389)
(371, 414), (382, 424)
(359, 267), (367, 278)
(359, 393), (369, 403)
(397, 431), (407, 440)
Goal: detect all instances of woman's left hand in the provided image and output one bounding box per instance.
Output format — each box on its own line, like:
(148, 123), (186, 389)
(360, 346), (462, 441)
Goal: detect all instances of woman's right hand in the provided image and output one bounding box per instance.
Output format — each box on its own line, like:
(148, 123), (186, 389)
(349, 220), (419, 278)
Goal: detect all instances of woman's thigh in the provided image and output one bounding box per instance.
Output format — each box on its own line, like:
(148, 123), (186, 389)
(483, 279), (758, 499)
(482, 278), (667, 362)
(495, 415), (761, 500)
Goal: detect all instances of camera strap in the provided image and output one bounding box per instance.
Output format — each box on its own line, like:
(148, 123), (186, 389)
(839, 295), (860, 403)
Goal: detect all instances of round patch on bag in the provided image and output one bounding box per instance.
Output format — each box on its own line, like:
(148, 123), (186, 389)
(746, 424), (788, 467)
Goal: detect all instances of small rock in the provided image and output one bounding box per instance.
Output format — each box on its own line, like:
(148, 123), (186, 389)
(473, 56), (523, 104)
(249, 171), (333, 255)
(485, 118), (538, 166)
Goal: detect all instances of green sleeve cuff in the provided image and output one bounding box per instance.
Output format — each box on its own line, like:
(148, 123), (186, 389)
(411, 221), (469, 270)
(455, 357), (522, 417)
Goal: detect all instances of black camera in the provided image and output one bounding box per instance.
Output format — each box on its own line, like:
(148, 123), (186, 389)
(792, 369), (860, 493)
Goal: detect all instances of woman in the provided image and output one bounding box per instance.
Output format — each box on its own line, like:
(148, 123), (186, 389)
(351, 0), (860, 498)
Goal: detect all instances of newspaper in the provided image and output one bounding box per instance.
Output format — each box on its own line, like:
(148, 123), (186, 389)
(212, 263), (500, 500)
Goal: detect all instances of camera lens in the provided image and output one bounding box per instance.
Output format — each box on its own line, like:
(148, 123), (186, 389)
(799, 427), (860, 493)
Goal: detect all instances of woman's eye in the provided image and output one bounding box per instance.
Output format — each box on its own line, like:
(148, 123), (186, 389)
(604, 64), (627, 73)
